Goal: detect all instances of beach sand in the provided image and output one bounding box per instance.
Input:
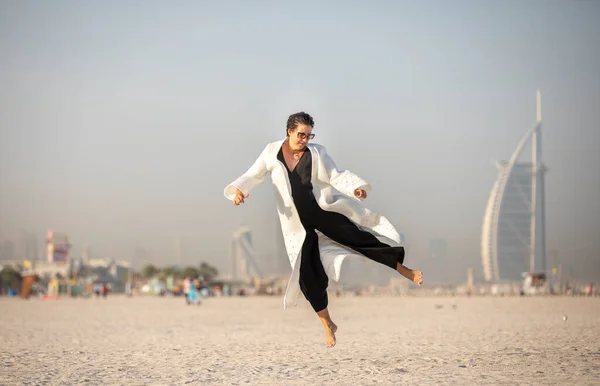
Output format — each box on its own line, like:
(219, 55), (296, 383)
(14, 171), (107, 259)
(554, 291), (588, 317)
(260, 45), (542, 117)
(1, 294), (599, 385)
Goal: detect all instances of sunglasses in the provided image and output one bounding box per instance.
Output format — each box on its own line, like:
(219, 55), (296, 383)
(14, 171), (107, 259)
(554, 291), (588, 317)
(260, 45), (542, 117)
(296, 132), (315, 140)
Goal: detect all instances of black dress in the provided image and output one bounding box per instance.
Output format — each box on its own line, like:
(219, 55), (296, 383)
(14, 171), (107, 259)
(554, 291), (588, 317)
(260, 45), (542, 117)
(277, 145), (405, 312)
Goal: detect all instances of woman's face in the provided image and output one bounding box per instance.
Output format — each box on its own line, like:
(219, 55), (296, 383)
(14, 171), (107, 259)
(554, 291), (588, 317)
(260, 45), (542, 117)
(287, 123), (315, 151)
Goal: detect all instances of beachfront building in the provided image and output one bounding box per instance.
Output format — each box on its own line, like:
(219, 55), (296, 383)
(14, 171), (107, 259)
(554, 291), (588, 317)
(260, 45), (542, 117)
(229, 226), (263, 281)
(481, 91), (547, 282)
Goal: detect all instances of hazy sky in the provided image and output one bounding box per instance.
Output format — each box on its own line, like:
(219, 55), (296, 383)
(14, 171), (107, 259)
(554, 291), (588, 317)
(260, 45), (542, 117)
(1, 1), (599, 281)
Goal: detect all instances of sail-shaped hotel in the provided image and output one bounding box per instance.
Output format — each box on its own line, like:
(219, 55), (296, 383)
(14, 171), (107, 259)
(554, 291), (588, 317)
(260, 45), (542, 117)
(481, 91), (547, 282)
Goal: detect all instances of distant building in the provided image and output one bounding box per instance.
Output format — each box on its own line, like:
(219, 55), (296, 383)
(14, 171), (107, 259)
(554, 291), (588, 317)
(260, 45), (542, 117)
(46, 230), (71, 264)
(86, 258), (130, 292)
(481, 91), (547, 282)
(23, 233), (40, 262)
(230, 226), (263, 281)
(0, 241), (15, 261)
(33, 261), (71, 279)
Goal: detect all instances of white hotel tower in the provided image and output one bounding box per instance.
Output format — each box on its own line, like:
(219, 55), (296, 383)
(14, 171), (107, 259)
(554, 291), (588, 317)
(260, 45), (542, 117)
(481, 91), (547, 282)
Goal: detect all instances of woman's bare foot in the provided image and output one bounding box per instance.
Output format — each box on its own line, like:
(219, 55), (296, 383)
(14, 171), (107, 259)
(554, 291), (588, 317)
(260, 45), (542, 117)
(317, 308), (337, 348)
(396, 262), (424, 285)
(324, 322), (337, 348)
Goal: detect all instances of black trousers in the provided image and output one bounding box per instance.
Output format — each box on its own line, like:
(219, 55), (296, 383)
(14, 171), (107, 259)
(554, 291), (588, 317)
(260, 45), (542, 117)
(298, 207), (405, 313)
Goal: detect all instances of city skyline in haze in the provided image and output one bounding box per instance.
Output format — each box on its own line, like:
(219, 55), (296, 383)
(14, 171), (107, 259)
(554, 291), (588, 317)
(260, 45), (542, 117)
(1, 1), (599, 282)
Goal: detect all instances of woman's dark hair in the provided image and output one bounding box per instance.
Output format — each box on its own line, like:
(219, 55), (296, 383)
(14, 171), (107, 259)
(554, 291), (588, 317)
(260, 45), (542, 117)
(286, 112), (314, 136)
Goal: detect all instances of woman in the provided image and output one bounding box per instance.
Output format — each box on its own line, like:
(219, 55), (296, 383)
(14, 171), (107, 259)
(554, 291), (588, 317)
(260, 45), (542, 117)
(224, 112), (423, 348)
(186, 279), (202, 306)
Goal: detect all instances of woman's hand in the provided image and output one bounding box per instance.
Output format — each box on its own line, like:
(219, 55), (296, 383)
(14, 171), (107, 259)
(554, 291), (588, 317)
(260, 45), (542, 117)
(354, 188), (367, 199)
(233, 189), (249, 205)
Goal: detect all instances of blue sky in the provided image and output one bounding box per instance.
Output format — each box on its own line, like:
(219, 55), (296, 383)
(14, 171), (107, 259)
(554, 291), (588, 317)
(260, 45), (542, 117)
(1, 0), (598, 281)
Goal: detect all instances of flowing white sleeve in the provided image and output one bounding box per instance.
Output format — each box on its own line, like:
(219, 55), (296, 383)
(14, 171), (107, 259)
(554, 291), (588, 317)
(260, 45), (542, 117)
(320, 146), (371, 200)
(223, 144), (270, 201)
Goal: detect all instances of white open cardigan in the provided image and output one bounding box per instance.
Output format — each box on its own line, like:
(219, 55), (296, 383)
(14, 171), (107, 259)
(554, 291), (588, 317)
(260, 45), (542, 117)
(224, 140), (403, 309)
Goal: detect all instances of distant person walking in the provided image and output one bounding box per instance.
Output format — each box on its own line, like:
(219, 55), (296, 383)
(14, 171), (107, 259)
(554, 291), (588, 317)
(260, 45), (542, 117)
(183, 277), (191, 304)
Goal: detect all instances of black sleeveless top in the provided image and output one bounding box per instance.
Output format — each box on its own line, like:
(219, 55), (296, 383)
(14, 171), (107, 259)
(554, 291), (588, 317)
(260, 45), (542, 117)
(277, 146), (319, 222)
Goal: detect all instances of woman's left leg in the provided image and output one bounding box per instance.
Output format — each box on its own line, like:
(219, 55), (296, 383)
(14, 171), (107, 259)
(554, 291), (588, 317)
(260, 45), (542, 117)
(314, 209), (423, 285)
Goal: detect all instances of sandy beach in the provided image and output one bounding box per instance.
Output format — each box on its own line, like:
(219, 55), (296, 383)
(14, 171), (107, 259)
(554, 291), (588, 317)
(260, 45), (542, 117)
(1, 294), (599, 385)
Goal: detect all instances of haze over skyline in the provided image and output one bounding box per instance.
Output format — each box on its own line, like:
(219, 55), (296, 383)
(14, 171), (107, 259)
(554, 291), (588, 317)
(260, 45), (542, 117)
(1, 1), (599, 282)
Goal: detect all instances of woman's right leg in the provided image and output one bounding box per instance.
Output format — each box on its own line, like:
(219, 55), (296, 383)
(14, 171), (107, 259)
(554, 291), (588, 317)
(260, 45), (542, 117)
(299, 228), (337, 347)
(316, 307), (337, 348)
(299, 229), (329, 312)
